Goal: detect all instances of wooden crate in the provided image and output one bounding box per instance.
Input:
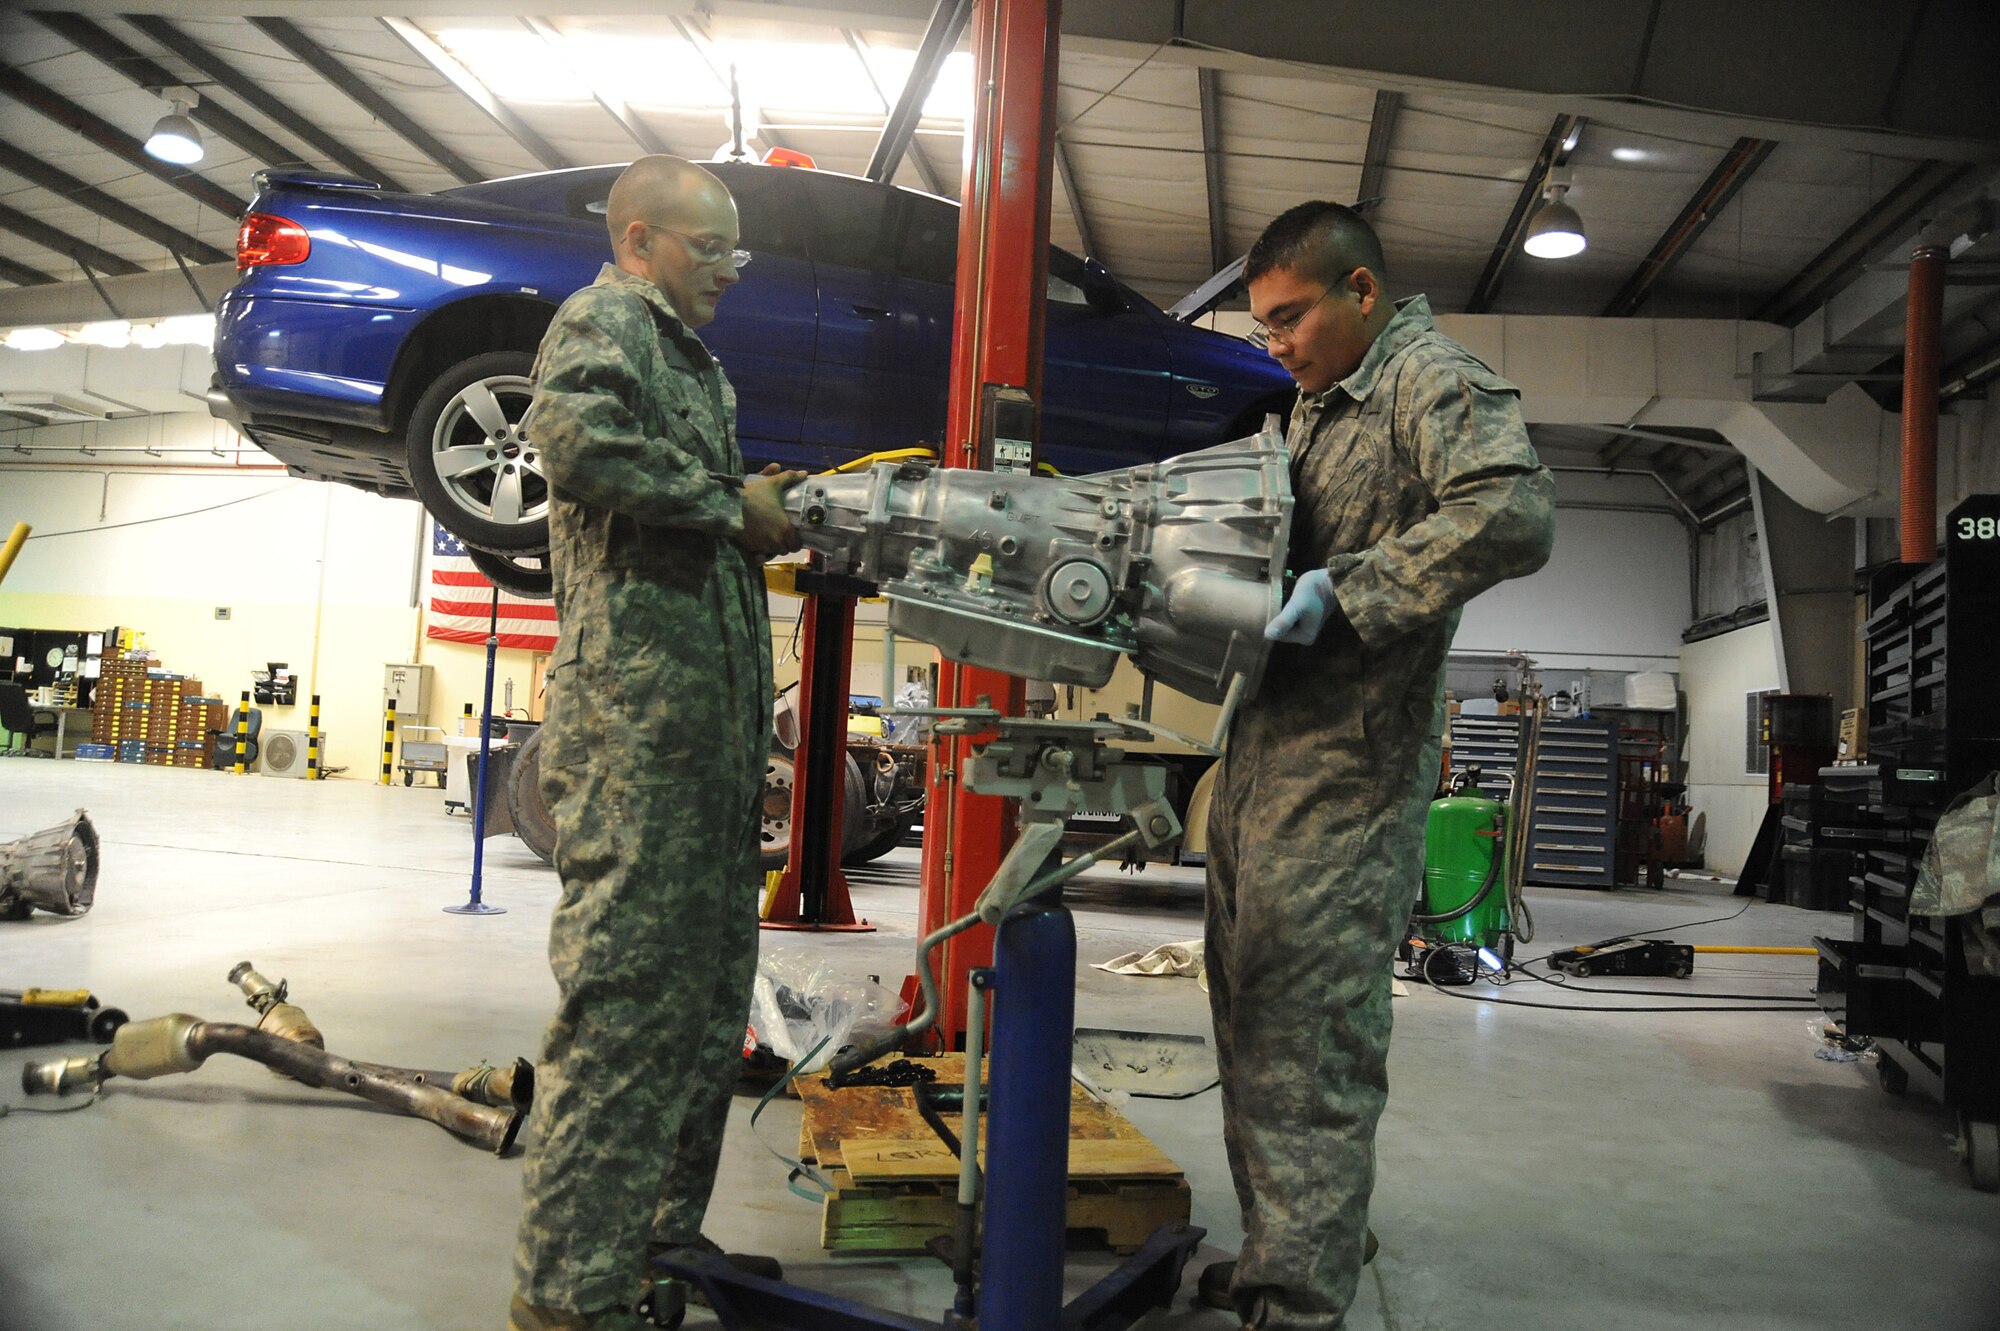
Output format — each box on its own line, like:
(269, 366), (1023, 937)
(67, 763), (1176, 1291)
(794, 1053), (1191, 1255)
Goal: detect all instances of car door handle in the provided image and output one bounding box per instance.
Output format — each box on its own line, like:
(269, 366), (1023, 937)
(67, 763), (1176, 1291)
(849, 303), (893, 320)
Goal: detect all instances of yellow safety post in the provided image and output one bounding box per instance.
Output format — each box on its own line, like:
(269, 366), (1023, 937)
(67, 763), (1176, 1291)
(233, 691), (250, 775)
(0, 522), (29, 587)
(381, 697), (397, 785)
(307, 694), (322, 780)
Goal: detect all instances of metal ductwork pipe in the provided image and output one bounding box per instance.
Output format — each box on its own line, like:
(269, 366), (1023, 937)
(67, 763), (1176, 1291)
(1902, 243), (1947, 564)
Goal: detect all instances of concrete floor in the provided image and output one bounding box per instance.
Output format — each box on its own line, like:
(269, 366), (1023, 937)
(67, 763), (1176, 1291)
(1, 760), (1995, 1331)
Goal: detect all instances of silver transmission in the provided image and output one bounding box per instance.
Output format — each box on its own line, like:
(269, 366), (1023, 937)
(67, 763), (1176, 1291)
(785, 423), (1294, 705)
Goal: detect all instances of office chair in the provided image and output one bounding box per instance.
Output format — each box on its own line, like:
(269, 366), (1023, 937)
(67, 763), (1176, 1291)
(207, 707), (263, 770)
(0, 683), (58, 758)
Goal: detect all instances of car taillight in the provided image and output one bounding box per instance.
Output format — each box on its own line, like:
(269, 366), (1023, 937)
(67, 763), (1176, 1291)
(238, 213), (310, 270)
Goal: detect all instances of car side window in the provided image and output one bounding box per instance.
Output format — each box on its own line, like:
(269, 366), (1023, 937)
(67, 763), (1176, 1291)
(809, 176), (901, 272)
(899, 196), (958, 285)
(1049, 247), (1118, 310)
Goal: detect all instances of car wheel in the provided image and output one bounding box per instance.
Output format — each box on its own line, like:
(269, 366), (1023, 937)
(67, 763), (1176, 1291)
(844, 816), (912, 866)
(510, 728), (557, 866)
(467, 545), (555, 600)
(406, 351), (550, 553)
(760, 747), (795, 872)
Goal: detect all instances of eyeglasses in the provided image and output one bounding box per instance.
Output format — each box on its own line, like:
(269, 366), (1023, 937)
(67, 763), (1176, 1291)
(1250, 285), (1334, 349)
(644, 223), (752, 270)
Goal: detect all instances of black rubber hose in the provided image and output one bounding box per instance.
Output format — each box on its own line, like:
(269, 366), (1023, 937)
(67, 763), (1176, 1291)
(1409, 828), (1503, 924)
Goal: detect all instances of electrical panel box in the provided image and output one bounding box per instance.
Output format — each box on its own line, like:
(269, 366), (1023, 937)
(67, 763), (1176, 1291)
(382, 663), (433, 725)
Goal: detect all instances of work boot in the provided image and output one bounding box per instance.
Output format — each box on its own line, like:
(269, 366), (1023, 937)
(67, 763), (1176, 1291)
(1195, 1230), (1378, 1311)
(642, 1235), (784, 1315)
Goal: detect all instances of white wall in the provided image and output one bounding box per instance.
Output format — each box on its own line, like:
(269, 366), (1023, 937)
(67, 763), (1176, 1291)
(0, 417), (548, 775)
(1454, 503), (1688, 673)
(1679, 622), (1781, 873)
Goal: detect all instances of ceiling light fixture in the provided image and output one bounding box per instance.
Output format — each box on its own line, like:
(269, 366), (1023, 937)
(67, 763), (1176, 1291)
(145, 87), (204, 166)
(1523, 168), (1586, 259)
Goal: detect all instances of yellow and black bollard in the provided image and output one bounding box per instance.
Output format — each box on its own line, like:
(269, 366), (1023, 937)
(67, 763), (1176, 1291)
(233, 691), (250, 775)
(380, 697), (397, 786)
(307, 694), (322, 780)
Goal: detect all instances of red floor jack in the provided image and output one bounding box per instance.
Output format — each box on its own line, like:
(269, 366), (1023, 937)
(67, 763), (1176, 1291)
(658, 711), (1206, 1331)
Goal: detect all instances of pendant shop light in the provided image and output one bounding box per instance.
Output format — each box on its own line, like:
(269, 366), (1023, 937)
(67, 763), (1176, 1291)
(1524, 168), (1585, 259)
(145, 89), (204, 166)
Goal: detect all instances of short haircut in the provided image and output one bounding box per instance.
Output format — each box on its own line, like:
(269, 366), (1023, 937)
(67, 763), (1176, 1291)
(1245, 201), (1388, 288)
(605, 155), (726, 248)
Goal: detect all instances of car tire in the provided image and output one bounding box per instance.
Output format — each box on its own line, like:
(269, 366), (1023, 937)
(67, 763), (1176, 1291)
(466, 544), (555, 600)
(843, 816), (911, 866)
(406, 351), (550, 553)
(510, 728), (557, 866)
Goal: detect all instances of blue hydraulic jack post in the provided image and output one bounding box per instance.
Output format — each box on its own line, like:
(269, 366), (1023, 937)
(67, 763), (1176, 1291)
(659, 712), (1206, 1330)
(446, 586), (505, 916)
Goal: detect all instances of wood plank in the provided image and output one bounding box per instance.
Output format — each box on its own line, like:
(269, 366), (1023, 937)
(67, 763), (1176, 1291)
(841, 1136), (1181, 1184)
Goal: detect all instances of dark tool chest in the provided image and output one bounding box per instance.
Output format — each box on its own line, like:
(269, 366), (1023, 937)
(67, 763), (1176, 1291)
(1813, 494), (2000, 1191)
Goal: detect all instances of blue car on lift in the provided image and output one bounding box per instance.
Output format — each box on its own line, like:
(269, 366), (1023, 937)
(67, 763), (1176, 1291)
(208, 159), (1293, 592)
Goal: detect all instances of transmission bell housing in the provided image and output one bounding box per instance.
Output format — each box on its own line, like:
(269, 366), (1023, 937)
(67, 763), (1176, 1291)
(785, 427), (1295, 705)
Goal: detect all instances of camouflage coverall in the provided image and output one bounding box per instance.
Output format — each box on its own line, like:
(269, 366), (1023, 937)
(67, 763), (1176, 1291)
(1206, 296), (1554, 1328)
(512, 264), (773, 1318)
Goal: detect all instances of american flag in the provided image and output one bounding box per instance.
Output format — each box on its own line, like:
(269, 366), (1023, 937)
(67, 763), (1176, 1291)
(425, 523), (559, 653)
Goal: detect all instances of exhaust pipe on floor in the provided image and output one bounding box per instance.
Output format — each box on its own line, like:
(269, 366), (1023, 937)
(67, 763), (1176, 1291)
(228, 961), (325, 1049)
(19, 1014), (523, 1154)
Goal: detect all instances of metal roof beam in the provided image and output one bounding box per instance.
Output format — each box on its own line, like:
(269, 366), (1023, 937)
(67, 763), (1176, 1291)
(1198, 68), (1228, 274)
(28, 12), (302, 171)
(1466, 113), (1583, 314)
(121, 13), (410, 192)
(249, 17), (482, 185)
(0, 141), (227, 265)
(1054, 130), (1096, 262)
(0, 200), (143, 278)
(843, 28), (946, 195)
(0, 254), (57, 288)
(380, 18), (573, 173)
(1602, 137), (1776, 318)
(521, 16), (670, 157)
(0, 62), (246, 220)
(1355, 89), (1401, 215)
(1752, 159), (1971, 325)
(863, 0), (970, 186)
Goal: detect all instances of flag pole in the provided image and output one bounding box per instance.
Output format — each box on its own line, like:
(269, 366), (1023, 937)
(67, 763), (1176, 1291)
(447, 583), (507, 916)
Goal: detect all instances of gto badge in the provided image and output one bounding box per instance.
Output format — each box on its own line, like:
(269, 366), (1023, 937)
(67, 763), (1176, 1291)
(1185, 383), (1220, 399)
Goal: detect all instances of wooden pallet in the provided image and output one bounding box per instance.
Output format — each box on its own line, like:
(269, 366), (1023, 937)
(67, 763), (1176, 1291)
(795, 1053), (1192, 1255)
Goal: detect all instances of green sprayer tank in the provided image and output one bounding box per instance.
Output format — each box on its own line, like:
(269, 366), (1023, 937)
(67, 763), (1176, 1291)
(1419, 792), (1510, 949)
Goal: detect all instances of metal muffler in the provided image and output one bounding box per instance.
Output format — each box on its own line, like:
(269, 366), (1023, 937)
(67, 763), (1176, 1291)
(0, 810), (100, 919)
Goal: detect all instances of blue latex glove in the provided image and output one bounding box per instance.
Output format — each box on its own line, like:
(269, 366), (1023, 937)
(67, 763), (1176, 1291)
(1265, 568), (1340, 644)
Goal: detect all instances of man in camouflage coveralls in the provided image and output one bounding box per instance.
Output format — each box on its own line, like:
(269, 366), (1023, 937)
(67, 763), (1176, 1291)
(1204, 202), (1554, 1328)
(506, 156), (804, 1331)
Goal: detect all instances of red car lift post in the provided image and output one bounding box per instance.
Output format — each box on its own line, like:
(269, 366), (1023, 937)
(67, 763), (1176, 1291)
(903, 0), (1060, 1050)
(761, 560), (875, 933)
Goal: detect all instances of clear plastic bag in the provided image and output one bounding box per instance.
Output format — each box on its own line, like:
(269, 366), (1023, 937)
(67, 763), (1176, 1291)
(749, 945), (902, 1074)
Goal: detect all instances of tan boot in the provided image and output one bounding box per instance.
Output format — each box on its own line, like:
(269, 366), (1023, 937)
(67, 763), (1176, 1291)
(506, 1295), (591, 1331)
(505, 1295), (639, 1331)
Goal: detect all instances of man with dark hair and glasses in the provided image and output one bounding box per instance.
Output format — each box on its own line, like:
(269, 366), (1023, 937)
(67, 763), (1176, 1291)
(507, 154), (803, 1331)
(1200, 200), (1554, 1329)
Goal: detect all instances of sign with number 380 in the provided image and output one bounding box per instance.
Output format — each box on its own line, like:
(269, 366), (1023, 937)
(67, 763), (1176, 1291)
(1956, 514), (2000, 541)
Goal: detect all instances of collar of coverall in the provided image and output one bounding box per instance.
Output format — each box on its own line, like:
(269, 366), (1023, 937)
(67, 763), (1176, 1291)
(1302, 293), (1434, 410)
(593, 262), (716, 367)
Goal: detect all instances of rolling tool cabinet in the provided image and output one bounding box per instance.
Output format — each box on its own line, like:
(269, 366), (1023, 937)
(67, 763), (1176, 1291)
(1814, 494), (2000, 1191)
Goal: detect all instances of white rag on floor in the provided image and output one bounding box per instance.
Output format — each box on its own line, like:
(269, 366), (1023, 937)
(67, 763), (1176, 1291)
(1093, 940), (1206, 990)
(1092, 942), (1411, 998)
